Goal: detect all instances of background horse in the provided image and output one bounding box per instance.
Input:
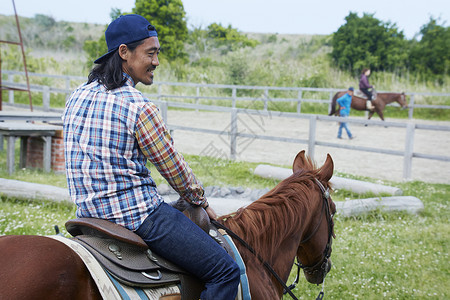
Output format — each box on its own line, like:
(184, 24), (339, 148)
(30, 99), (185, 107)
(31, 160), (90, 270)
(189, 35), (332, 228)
(0, 150), (335, 300)
(329, 91), (408, 120)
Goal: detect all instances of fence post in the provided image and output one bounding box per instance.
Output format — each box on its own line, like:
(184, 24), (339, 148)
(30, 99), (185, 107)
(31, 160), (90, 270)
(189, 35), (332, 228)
(328, 91), (334, 115)
(157, 84), (162, 102)
(307, 116), (317, 160)
(264, 89), (268, 111)
(6, 136), (16, 175)
(43, 86), (50, 111)
(403, 122), (415, 180)
(230, 108), (237, 160)
(297, 90), (303, 114)
(232, 88), (237, 108)
(408, 94), (415, 120)
(65, 77), (71, 100)
(160, 101), (168, 123)
(195, 86), (200, 112)
(43, 136), (52, 173)
(8, 74), (14, 104)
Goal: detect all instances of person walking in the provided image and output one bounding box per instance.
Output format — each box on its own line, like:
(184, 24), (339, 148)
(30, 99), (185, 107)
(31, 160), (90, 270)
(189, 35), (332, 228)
(62, 14), (239, 299)
(337, 87), (355, 139)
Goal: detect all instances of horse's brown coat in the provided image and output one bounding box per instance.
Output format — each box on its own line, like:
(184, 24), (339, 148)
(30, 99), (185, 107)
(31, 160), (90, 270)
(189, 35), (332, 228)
(220, 151), (335, 299)
(0, 235), (101, 299)
(0, 151), (335, 300)
(329, 91), (408, 120)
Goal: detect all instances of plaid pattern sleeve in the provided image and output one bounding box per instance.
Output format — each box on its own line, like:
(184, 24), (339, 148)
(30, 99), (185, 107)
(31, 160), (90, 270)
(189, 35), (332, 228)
(135, 102), (206, 205)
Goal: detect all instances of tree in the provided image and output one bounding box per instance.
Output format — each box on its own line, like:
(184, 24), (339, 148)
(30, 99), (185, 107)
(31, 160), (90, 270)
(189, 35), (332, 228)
(34, 14), (56, 29)
(409, 18), (450, 79)
(331, 12), (408, 73)
(206, 23), (259, 52)
(83, 33), (107, 66)
(133, 0), (188, 61)
(187, 23), (259, 57)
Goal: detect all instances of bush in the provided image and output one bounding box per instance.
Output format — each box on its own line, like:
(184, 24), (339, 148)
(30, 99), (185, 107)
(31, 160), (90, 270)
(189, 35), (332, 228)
(133, 0), (188, 62)
(409, 17), (450, 82)
(331, 12), (408, 74)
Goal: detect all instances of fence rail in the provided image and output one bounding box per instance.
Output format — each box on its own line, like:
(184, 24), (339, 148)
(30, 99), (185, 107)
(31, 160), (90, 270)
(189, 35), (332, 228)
(3, 100), (448, 181)
(2, 71), (450, 118)
(161, 102), (450, 181)
(1, 71), (449, 182)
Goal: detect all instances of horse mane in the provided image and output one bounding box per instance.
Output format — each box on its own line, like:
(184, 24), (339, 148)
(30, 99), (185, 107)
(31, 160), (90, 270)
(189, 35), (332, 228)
(221, 165), (329, 262)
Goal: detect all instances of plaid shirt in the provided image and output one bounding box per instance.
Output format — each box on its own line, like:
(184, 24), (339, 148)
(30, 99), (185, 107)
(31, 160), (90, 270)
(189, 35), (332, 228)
(63, 73), (205, 230)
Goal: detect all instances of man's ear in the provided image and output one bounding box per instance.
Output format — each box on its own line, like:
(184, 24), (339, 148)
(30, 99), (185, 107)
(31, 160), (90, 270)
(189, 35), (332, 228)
(118, 44), (128, 60)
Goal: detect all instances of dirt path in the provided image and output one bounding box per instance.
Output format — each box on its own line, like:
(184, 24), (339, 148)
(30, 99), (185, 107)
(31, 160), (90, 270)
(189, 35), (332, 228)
(3, 105), (448, 184)
(167, 110), (450, 185)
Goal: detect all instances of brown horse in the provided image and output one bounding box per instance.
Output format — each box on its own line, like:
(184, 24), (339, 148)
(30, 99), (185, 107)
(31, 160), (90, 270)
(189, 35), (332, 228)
(329, 91), (408, 120)
(0, 150), (336, 300)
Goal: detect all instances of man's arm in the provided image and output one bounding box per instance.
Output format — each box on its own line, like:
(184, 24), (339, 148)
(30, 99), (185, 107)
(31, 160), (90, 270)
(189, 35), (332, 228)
(135, 102), (206, 206)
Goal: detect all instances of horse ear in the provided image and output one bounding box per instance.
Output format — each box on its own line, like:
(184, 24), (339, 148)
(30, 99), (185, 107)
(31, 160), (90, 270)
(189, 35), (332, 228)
(317, 153), (334, 182)
(293, 150), (314, 173)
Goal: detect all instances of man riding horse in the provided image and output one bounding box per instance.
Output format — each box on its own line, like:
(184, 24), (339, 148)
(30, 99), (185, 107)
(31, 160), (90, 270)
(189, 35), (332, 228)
(62, 14), (240, 299)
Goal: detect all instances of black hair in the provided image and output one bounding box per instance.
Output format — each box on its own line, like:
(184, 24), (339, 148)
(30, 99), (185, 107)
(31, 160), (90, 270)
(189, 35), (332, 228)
(361, 68), (370, 75)
(88, 39), (145, 90)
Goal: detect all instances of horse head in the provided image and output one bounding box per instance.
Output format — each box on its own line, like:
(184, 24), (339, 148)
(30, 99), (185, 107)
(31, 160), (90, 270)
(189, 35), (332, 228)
(399, 92), (408, 110)
(221, 150), (337, 298)
(293, 151), (336, 285)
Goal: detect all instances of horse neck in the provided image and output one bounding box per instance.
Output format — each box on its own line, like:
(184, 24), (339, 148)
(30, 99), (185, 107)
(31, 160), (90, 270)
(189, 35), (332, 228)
(378, 93), (399, 104)
(223, 176), (322, 273)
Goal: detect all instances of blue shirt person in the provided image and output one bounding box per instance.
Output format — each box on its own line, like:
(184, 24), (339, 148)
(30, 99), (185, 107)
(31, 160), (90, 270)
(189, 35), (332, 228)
(337, 87), (355, 139)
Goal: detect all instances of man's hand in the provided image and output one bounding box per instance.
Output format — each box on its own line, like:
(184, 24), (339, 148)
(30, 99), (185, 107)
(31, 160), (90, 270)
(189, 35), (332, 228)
(205, 206), (217, 220)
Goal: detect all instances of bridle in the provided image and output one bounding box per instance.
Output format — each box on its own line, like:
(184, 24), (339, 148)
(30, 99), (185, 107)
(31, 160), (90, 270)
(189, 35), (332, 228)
(284, 178), (335, 299)
(302, 178), (335, 275)
(211, 176), (335, 300)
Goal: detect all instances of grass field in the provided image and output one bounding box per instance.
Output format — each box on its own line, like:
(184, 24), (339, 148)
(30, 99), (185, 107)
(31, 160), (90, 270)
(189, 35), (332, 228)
(0, 150), (449, 299)
(1, 14), (448, 299)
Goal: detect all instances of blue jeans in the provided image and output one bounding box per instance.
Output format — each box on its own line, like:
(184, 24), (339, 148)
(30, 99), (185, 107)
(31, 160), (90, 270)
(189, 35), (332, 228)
(135, 202), (240, 300)
(338, 115), (352, 138)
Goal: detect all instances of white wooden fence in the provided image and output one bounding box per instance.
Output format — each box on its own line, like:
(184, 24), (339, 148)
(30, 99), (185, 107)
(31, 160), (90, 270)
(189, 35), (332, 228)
(2, 71), (450, 118)
(1, 71), (450, 181)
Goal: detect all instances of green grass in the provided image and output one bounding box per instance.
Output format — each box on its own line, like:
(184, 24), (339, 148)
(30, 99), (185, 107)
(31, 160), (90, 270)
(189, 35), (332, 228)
(0, 196), (76, 236)
(1, 148), (449, 299)
(1, 16), (448, 298)
(284, 180), (450, 299)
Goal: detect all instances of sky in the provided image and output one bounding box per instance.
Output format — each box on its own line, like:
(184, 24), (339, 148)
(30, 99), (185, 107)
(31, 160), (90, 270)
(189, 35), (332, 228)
(5, 0), (450, 39)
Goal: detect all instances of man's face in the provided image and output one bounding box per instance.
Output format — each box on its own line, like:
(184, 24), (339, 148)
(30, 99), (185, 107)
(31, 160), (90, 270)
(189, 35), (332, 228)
(121, 36), (160, 86)
(349, 90), (354, 96)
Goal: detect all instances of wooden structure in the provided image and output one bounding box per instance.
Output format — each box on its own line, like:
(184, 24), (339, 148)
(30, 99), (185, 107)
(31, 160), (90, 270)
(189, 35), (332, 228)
(0, 122), (61, 174)
(0, 0), (33, 111)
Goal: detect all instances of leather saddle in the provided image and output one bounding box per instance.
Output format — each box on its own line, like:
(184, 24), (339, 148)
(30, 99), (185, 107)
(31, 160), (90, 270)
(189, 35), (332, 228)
(65, 200), (234, 299)
(353, 90), (376, 110)
(355, 89), (369, 99)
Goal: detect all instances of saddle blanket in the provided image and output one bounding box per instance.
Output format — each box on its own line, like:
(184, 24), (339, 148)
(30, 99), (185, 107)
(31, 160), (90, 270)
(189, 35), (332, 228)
(49, 235), (180, 300)
(49, 233), (251, 300)
(222, 233), (251, 300)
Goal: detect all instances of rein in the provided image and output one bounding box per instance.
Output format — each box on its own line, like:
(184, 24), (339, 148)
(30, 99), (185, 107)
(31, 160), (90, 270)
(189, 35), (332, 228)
(211, 177), (334, 300)
(211, 219), (299, 300)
